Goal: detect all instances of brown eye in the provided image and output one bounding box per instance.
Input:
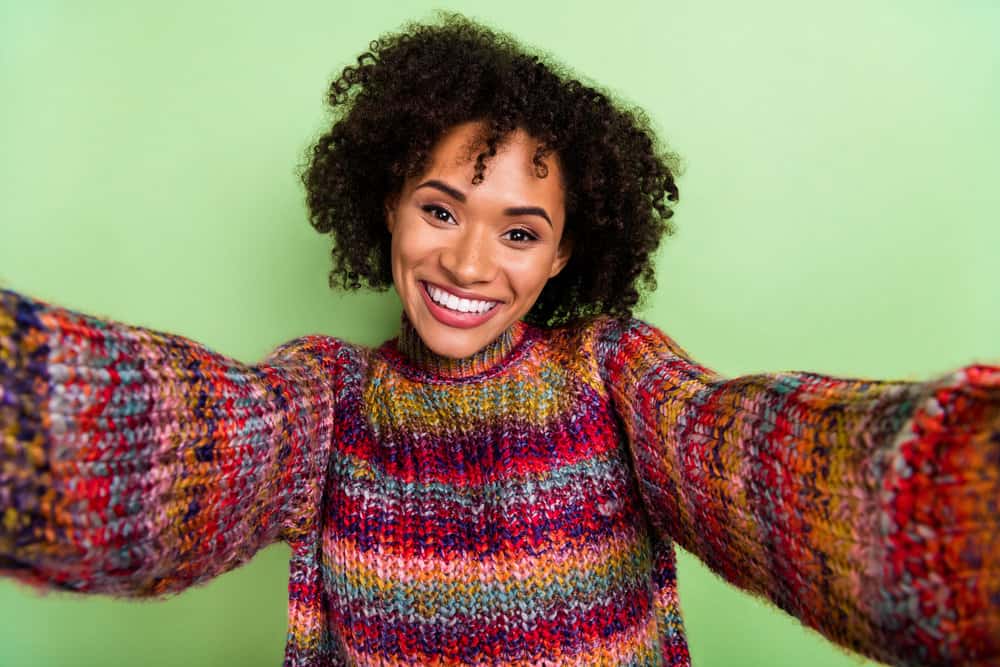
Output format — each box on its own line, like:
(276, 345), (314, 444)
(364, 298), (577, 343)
(504, 228), (538, 243)
(421, 204), (456, 224)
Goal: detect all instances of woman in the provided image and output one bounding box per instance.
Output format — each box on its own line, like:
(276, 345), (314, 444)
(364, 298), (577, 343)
(2, 13), (998, 667)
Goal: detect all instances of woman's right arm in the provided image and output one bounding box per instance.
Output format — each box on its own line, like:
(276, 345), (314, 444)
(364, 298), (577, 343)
(0, 288), (351, 598)
(597, 316), (1000, 665)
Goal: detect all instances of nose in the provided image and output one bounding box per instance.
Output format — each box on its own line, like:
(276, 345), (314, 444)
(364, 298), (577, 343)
(439, 225), (498, 285)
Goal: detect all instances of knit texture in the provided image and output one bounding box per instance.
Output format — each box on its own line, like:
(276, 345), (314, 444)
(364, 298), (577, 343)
(1, 288), (999, 666)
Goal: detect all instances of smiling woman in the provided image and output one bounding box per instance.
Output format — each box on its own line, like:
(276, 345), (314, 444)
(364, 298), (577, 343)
(2, 5), (1000, 667)
(301, 15), (679, 331)
(385, 122), (572, 358)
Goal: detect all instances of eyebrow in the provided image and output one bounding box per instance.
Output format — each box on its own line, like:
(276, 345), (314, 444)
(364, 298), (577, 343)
(414, 179), (553, 228)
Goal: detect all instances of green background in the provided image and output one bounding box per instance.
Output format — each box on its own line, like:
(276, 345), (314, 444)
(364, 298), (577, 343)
(1, 1), (998, 665)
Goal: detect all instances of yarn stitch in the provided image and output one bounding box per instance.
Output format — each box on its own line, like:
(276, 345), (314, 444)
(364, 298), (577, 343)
(1, 288), (998, 666)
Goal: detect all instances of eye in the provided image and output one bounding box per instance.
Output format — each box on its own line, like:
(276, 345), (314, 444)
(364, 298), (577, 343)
(504, 228), (539, 243)
(421, 204), (456, 224)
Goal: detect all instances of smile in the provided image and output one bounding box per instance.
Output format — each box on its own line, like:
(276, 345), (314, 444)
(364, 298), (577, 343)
(425, 283), (498, 313)
(419, 281), (503, 329)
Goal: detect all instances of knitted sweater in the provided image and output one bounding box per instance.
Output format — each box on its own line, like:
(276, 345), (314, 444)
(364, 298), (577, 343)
(1, 289), (998, 667)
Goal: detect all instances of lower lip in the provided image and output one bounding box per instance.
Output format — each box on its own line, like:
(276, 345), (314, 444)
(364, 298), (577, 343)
(419, 281), (502, 329)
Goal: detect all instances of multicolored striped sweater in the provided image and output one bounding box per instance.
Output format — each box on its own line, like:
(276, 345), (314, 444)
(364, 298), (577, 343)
(1, 288), (999, 666)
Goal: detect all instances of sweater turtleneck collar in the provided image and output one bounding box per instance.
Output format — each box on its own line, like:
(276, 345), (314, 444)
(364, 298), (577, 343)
(395, 312), (527, 379)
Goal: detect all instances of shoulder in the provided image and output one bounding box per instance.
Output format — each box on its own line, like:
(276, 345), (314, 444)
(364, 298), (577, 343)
(537, 315), (676, 357)
(535, 315), (696, 387)
(521, 316), (683, 398)
(269, 334), (367, 357)
(527, 315), (648, 375)
(265, 334), (371, 380)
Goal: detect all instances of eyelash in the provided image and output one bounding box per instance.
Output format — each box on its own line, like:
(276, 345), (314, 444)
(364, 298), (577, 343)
(504, 228), (538, 243)
(420, 205), (539, 244)
(422, 204), (456, 224)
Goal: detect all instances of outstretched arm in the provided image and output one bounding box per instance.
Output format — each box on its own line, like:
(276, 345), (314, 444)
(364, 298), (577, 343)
(1, 289), (350, 598)
(597, 317), (999, 666)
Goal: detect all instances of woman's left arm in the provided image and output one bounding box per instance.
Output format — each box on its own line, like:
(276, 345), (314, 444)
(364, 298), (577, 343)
(596, 317), (999, 667)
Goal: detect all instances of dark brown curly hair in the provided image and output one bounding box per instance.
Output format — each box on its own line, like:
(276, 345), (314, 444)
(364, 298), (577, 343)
(300, 12), (680, 327)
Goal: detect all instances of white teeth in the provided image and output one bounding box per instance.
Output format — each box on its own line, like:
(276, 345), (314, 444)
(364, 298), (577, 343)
(426, 283), (498, 314)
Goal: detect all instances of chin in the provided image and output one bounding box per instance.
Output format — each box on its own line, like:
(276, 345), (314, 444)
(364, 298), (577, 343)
(407, 286), (517, 360)
(422, 325), (495, 359)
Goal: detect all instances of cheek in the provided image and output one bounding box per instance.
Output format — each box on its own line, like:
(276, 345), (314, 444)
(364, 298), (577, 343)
(391, 224), (430, 274)
(505, 251), (558, 296)
(389, 230), (423, 300)
(388, 233), (405, 284)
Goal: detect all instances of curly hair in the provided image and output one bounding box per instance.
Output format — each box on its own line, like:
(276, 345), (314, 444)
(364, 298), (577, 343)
(300, 12), (680, 327)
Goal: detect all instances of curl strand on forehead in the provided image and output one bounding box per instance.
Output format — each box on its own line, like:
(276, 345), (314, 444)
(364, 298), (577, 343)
(414, 121), (558, 188)
(300, 10), (681, 327)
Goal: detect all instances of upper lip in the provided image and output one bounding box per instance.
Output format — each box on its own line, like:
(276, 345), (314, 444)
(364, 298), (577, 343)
(422, 280), (502, 303)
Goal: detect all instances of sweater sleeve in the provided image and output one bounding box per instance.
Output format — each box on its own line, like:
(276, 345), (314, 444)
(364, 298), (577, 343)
(596, 317), (1000, 666)
(0, 289), (347, 598)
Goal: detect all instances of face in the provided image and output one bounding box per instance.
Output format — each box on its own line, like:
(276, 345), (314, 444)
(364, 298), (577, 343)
(385, 121), (571, 359)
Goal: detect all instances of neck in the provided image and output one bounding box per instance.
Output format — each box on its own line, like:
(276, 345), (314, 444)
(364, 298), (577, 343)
(396, 313), (526, 379)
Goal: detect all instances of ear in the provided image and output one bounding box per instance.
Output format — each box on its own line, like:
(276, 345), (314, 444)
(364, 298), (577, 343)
(548, 235), (573, 278)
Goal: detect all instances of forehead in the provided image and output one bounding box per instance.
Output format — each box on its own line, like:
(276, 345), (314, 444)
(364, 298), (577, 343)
(415, 122), (565, 217)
